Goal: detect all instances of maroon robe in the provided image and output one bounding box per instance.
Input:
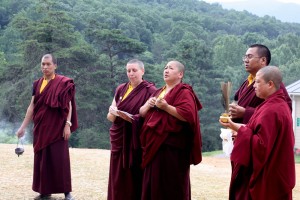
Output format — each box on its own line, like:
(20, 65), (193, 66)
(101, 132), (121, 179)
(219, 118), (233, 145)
(31, 74), (78, 194)
(234, 80), (291, 123)
(140, 83), (202, 200)
(230, 89), (295, 200)
(108, 80), (156, 200)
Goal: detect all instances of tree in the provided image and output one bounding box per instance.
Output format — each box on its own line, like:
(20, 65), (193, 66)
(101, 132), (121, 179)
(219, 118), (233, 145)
(86, 28), (147, 92)
(1, 0), (300, 151)
(272, 33), (300, 66)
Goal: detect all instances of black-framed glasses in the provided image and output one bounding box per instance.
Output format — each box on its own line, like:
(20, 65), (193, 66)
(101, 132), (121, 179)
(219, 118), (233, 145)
(242, 54), (261, 61)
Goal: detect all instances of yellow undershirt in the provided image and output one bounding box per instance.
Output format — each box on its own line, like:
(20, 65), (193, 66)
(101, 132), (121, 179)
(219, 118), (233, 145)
(247, 74), (255, 87)
(121, 84), (133, 101)
(40, 74), (55, 93)
(158, 86), (166, 99)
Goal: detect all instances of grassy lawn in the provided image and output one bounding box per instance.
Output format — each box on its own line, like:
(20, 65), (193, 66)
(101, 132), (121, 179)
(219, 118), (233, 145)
(202, 150), (223, 157)
(1, 144), (299, 199)
(203, 150), (300, 164)
(295, 155), (300, 163)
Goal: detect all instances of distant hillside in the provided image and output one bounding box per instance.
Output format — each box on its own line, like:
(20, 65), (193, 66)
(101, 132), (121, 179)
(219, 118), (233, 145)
(2, 0), (300, 152)
(214, 0), (300, 23)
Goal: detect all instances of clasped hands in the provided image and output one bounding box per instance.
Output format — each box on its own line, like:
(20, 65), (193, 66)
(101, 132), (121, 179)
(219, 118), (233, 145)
(147, 97), (168, 110)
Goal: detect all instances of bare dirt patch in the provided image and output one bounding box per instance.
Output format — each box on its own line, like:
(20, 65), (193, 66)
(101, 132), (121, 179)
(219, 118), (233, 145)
(1, 143), (299, 200)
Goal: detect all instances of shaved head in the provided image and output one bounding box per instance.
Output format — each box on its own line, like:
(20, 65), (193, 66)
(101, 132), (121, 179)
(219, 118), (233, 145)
(258, 66), (282, 90)
(127, 59), (144, 70)
(169, 60), (185, 74)
(42, 54), (57, 65)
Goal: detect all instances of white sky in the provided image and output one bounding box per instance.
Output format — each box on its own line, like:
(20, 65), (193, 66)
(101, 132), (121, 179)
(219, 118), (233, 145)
(203, 0), (300, 4)
(203, 0), (246, 2)
(277, 0), (300, 3)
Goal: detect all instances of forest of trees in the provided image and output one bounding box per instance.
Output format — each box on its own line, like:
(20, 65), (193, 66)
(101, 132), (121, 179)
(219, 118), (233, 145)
(1, 0), (300, 152)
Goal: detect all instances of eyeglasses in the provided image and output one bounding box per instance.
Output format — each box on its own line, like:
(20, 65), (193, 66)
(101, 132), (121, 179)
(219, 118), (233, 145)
(242, 54), (261, 61)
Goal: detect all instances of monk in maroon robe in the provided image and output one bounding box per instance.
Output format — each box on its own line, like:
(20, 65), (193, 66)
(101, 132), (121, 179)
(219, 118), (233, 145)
(139, 61), (202, 200)
(17, 54), (78, 200)
(230, 44), (291, 124)
(220, 66), (295, 200)
(228, 45), (292, 199)
(107, 59), (156, 200)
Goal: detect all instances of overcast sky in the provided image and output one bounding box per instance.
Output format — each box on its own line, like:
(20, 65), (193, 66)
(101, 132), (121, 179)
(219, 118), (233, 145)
(203, 0), (300, 4)
(201, 0), (300, 23)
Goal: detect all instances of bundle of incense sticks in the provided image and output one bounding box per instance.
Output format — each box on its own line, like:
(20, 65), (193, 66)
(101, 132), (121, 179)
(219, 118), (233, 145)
(220, 81), (232, 114)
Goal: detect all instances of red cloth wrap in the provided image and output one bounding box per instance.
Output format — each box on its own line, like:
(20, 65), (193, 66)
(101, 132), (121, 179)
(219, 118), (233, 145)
(140, 83), (202, 169)
(234, 81), (291, 123)
(230, 89), (295, 200)
(32, 75), (78, 153)
(109, 80), (156, 168)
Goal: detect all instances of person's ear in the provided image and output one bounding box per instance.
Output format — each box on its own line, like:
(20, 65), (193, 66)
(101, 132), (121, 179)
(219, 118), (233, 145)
(268, 80), (275, 88)
(178, 71), (184, 79)
(261, 57), (267, 65)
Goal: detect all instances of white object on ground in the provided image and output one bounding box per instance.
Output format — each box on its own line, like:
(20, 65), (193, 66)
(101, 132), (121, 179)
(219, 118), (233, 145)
(220, 128), (233, 157)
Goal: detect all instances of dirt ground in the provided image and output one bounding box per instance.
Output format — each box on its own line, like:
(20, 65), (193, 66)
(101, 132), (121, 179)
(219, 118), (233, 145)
(1, 143), (299, 200)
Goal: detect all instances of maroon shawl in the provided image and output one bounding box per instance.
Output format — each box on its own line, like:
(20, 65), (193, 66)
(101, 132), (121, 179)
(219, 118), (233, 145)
(140, 83), (202, 169)
(32, 75), (78, 153)
(109, 80), (156, 168)
(234, 80), (291, 123)
(230, 89), (295, 200)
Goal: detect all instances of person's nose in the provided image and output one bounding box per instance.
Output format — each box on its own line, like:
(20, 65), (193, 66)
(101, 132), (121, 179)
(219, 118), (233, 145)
(243, 58), (249, 63)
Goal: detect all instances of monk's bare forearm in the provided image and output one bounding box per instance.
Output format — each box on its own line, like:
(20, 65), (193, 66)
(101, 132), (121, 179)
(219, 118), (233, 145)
(107, 98), (117, 122)
(232, 122), (243, 132)
(21, 97), (34, 129)
(22, 108), (33, 129)
(63, 101), (72, 140)
(140, 97), (157, 117)
(16, 97), (34, 137)
(139, 103), (151, 117)
(67, 101), (72, 121)
(219, 117), (244, 132)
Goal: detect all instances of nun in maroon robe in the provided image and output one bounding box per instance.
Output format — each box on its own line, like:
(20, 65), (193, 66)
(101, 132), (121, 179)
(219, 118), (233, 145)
(31, 74), (78, 195)
(140, 83), (202, 200)
(107, 80), (156, 200)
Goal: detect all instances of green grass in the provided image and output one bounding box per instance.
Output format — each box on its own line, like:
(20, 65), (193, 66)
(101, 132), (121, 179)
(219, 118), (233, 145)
(202, 150), (300, 164)
(0, 134), (18, 144)
(202, 150), (223, 157)
(295, 155), (300, 164)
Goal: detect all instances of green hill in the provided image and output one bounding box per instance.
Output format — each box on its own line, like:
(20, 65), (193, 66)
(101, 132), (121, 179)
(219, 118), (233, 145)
(1, 0), (300, 151)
